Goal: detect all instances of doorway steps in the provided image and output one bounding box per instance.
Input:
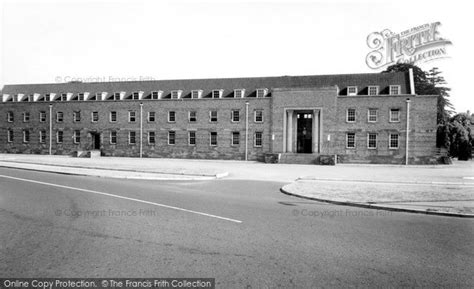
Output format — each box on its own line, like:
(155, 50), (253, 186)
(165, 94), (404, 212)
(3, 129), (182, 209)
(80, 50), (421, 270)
(89, 150), (101, 158)
(279, 153), (319, 164)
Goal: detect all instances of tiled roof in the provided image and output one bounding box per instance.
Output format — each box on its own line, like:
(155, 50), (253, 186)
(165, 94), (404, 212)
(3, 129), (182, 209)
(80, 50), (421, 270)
(1, 72), (409, 98)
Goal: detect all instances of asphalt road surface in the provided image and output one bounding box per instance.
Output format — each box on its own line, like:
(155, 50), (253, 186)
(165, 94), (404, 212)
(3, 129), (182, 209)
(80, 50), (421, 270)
(1, 167), (473, 288)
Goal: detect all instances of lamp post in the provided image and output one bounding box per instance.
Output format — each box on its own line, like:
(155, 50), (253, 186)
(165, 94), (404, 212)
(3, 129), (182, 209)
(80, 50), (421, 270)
(140, 102), (143, 158)
(49, 104), (53, 155)
(405, 98), (411, 165)
(245, 101), (249, 161)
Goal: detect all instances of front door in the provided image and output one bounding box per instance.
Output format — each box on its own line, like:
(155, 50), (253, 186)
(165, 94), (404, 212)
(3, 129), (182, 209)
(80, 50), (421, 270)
(92, 133), (101, 150)
(296, 113), (313, 153)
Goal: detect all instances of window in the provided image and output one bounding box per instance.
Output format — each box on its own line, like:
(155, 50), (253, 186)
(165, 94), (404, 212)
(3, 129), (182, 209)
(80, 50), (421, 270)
(368, 86), (379, 96)
(7, 111), (13, 122)
(73, 111), (81, 122)
(39, 130), (46, 143)
(44, 94), (50, 102)
(188, 131), (196, 145)
(148, 131), (156, 144)
(148, 112), (155, 122)
(94, 93), (102, 101)
(390, 109), (400, 122)
(129, 111), (136, 122)
(56, 131), (63, 143)
(256, 89), (267, 98)
(347, 86), (358, 96)
(231, 132), (240, 146)
(168, 131), (176, 145)
(254, 110), (263, 123)
(210, 132), (217, 146)
(129, 131), (136, 144)
(368, 109), (377, 122)
(212, 90), (222, 99)
(171, 90), (181, 99)
(39, 111), (46, 122)
(209, 110), (218, 122)
(346, 133), (356, 148)
(390, 85), (401, 95)
(60, 93), (67, 101)
(23, 130), (30, 143)
(113, 92), (121, 100)
(254, 132), (263, 147)
(56, 112), (64, 122)
(73, 130), (80, 144)
(110, 131), (117, 144)
(110, 111), (117, 122)
(77, 93), (84, 101)
(389, 134), (399, 149)
(191, 90), (201, 99)
(234, 89), (244, 98)
(151, 91), (159, 100)
(346, 108), (356, 122)
(92, 111), (99, 122)
(7, 129), (13, 142)
(23, 112), (30, 122)
(132, 92), (139, 100)
(189, 111), (197, 122)
(231, 110), (240, 122)
(367, 133), (377, 149)
(168, 111), (176, 122)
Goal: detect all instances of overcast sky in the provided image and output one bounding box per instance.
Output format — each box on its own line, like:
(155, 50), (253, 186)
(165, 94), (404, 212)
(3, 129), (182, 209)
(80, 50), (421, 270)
(1, 0), (472, 113)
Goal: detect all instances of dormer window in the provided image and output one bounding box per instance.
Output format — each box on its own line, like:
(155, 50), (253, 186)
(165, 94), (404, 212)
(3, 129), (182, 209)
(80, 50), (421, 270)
(44, 94), (51, 102)
(78, 93), (84, 101)
(212, 90), (223, 99)
(171, 90), (182, 99)
(112, 92), (120, 100)
(191, 90), (202, 99)
(256, 88), (268, 98)
(132, 92), (140, 100)
(368, 86), (379, 96)
(234, 89), (245, 98)
(60, 93), (67, 101)
(347, 86), (358, 96)
(390, 85), (401, 95)
(151, 91), (163, 100)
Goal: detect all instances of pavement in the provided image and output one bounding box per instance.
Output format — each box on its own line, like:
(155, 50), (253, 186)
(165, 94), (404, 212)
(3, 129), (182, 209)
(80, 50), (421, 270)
(0, 153), (473, 217)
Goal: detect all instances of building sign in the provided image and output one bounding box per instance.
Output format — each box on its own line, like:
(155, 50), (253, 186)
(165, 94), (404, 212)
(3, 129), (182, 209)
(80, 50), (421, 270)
(366, 22), (452, 70)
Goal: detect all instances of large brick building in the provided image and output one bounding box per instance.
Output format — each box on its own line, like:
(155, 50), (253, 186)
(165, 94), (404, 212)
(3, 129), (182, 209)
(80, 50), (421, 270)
(0, 71), (438, 164)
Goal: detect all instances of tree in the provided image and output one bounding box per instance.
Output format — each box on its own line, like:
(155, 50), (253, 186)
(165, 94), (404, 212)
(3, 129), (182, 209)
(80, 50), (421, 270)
(447, 113), (472, 161)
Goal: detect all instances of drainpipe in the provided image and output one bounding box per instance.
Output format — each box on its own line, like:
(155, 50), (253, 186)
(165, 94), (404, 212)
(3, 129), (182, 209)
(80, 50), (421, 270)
(49, 104), (52, 155)
(405, 98), (411, 165)
(139, 102), (143, 158)
(245, 101), (249, 161)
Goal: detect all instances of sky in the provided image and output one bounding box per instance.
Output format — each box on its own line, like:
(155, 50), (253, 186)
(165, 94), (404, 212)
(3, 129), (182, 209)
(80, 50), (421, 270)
(1, 0), (473, 114)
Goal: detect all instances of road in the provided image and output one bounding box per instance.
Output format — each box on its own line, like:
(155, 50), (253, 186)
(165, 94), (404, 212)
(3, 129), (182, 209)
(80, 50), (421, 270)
(1, 167), (473, 288)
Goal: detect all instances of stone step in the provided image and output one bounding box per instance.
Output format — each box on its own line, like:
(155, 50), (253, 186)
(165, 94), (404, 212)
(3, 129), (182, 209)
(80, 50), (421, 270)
(279, 153), (319, 164)
(90, 150), (101, 158)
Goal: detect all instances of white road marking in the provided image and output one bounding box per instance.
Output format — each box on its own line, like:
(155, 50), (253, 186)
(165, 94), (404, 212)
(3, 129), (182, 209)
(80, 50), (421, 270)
(0, 174), (242, 224)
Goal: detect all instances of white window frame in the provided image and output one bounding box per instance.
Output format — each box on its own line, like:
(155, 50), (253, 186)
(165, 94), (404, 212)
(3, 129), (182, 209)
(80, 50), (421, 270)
(23, 130), (29, 143)
(168, 131), (176, 145)
(39, 130), (46, 144)
(234, 89), (245, 98)
(7, 129), (13, 142)
(148, 131), (156, 145)
(347, 86), (358, 96)
(110, 111), (117, 122)
(73, 130), (80, 144)
(39, 111), (46, 122)
(148, 111), (155, 122)
(191, 90), (202, 99)
(56, 131), (63, 144)
(110, 131), (117, 144)
(231, 131), (240, 146)
(254, 110), (264, 123)
(210, 132), (217, 146)
(389, 85), (401, 95)
(56, 111), (64, 122)
(209, 110), (218, 122)
(168, 111), (176, 122)
(91, 111), (99, 122)
(368, 86), (379, 96)
(132, 92), (140, 100)
(346, 132), (356, 149)
(254, 131), (263, 147)
(231, 110), (240, 122)
(389, 133), (399, 149)
(23, 112), (30, 122)
(368, 109), (377, 123)
(390, 109), (400, 122)
(212, 90), (222, 99)
(188, 131), (196, 146)
(128, 131), (137, 145)
(7, 111), (13, 122)
(256, 88), (268, 98)
(346, 108), (356, 123)
(171, 90), (182, 99)
(73, 111), (81, 122)
(129, 111), (137, 122)
(367, 133), (377, 149)
(188, 111), (197, 122)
